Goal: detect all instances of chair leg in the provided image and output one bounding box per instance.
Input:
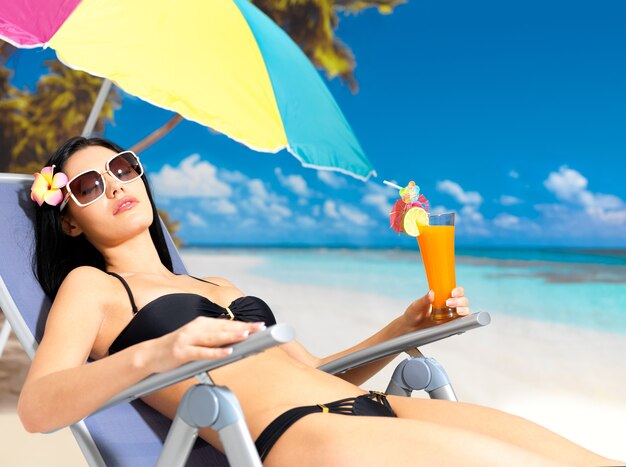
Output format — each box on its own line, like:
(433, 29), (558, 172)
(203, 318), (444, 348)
(156, 414), (200, 467)
(385, 355), (458, 401)
(0, 318), (12, 358)
(157, 384), (262, 467)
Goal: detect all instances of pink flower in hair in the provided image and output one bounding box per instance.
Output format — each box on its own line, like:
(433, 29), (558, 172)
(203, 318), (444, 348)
(31, 165), (68, 207)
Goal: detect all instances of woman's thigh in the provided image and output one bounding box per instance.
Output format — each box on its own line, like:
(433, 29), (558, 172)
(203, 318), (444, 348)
(264, 412), (556, 467)
(386, 395), (611, 465)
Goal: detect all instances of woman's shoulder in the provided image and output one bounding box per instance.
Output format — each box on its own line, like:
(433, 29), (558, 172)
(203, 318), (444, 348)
(199, 276), (243, 294)
(62, 266), (109, 284)
(58, 266), (120, 299)
(200, 276), (237, 288)
(49, 267), (119, 326)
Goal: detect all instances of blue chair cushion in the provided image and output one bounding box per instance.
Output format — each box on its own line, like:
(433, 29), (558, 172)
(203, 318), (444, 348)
(0, 177), (228, 466)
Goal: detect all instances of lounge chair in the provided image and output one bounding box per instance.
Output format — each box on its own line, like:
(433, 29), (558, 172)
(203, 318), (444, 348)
(0, 173), (490, 466)
(0, 313), (11, 357)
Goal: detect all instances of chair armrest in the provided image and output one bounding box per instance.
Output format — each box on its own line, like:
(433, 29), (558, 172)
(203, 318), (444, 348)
(317, 312), (491, 375)
(94, 323), (295, 415)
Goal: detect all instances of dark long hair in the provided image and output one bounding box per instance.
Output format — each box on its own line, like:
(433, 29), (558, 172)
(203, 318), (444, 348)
(33, 136), (173, 299)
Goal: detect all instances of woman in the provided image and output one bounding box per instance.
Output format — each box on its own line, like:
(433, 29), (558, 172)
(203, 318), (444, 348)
(18, 137), (619, 466)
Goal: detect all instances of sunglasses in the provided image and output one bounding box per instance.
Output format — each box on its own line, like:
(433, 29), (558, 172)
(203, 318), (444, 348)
(59, 151), (143, 211)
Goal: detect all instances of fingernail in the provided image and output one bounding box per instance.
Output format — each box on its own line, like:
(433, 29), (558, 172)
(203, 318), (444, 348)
(254, 322), (266, 329)
(240, 330), (250, 338)
(446, 299), (457, 307)
(451, 290), (458, 298)
(223, 347), (233, 355)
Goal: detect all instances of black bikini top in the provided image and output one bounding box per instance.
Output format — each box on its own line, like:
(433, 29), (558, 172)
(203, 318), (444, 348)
(107, 272), (276, 355)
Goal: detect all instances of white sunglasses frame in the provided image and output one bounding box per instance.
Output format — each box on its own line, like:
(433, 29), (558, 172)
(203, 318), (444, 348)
(59, 151), (143, 211)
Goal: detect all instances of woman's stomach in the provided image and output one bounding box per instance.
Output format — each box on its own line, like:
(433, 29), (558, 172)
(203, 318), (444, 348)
(208, 344), (366, 429)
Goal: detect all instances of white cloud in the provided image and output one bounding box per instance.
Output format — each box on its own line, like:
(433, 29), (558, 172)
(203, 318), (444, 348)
(151, 155), (232, 198)
(324, 200), (339, 219)
(430, 204), (449, 214)
(434, 180), (486, 234)
(447, 205), (488, 236)
(164, 164), (290, 222)
(338, 204), (372, 226)
(240, 218), (258, 228)
(244, 179), (292, 224)
(544, 166), (626, 226)
(186, 211), (207, 227)
(544, 166), (588, 203)
(200, 198), (237, 215)
(493, 213), (520, 229)
(322, 199), (372, 226)
(595, 209), (626, 224)
(509, 170), (520, 179)
(248, 179), (270, 200)
(362, 193), (392, 216)
(317, 171), (347, 189)
(152, 157), (301, 232)
(436, 180), (483, 206)
(499, 195), (522, 206)
(461, 205), (484, 222)
(534, 203), (569, 217)
(275, 168), (310, 197)
(220, 169), (248, 184)
(362, 182), (395, 216)
(296, 216), (317, 228)
(268, 203), (291, 219)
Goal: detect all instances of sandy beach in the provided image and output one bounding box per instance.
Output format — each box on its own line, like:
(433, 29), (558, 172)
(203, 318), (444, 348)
(0, 313), (86, 466)
(1, 250), (625, 464)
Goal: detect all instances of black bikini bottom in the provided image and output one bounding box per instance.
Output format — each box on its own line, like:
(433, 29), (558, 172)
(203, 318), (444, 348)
(255, 391), (397, 461)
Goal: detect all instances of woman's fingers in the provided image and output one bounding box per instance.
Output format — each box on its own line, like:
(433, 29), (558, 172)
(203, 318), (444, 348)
(182, 318), (265, 347)
(192, 317), (265, 333)
(151, 318), (268, 372)
(451, 286), (465, 298)
(415, 290), (434, 306)
(447, 287), (470, 316)
(426, 290), (435, 303)
(445, 296), (469, 308)
(166, 318), (267, 364)
(195, 329), (248, 347)
(187, 345), (234, 361)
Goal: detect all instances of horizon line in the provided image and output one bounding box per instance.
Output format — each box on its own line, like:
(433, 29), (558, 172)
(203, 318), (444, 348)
(180, 244), (626, 253)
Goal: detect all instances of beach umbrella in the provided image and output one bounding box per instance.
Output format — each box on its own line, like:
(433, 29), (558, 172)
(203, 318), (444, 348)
(0, 0), (376, 180)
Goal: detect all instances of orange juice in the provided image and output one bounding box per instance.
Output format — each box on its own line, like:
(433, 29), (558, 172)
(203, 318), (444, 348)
(417, 224), (457, 321)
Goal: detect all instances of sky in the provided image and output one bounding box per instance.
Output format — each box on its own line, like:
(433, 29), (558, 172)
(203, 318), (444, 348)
(5, 0), (626, 248)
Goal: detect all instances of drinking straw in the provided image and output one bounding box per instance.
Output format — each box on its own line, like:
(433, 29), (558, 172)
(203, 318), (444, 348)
(383, 180), (403, 190)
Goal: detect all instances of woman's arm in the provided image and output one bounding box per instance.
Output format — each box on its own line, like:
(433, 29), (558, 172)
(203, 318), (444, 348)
(280, 288), (469, 386)
(18, 268), (262, 433)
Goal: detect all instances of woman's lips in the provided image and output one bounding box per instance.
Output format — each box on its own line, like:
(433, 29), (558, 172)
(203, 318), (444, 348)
(113, 196), (139, 215)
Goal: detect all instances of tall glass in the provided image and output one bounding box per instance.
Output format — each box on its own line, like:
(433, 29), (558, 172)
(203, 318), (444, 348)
(417, 212), (457, 321)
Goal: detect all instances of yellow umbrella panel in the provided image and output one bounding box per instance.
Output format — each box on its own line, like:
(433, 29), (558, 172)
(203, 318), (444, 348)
(1, 0), (375, 179)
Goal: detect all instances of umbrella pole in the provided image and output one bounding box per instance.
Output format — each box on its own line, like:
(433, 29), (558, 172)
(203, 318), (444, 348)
(82, 79), (113, 137)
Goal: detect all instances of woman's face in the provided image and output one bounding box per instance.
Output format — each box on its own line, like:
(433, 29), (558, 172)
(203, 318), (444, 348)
(61, 145), (154, 247)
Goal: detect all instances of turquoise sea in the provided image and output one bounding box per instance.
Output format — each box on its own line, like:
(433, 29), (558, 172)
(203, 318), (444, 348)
(188, 247), (626, 335)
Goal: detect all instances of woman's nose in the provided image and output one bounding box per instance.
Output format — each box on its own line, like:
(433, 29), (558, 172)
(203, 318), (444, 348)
(104, 172), (123, 197)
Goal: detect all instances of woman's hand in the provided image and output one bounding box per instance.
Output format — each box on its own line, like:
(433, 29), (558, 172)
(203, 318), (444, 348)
(401, 287), (470, 331)
(325, 287), (470, 386)
(145, 318), (266, 373)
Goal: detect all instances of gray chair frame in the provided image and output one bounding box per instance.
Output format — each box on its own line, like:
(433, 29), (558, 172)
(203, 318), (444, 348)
(0, 172), (490, 466)
(0, 316), (11, 357)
